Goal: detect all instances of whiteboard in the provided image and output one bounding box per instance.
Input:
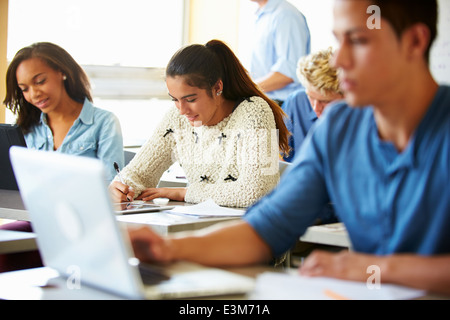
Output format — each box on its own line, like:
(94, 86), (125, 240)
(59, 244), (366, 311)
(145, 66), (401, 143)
(431, 0), (450, 84)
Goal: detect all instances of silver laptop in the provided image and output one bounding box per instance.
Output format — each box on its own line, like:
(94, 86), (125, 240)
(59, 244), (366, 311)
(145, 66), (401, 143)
(9, 146), (254, 299)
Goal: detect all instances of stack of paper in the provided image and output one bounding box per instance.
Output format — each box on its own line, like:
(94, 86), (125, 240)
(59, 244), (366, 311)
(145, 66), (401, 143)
(250, 271), (426, 300)
(168, 199), (245, 218)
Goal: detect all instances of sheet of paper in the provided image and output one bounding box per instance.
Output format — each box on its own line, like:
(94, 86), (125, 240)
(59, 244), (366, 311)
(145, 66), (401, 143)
(309, 223), (346, 232)
(249, 271), (426, 300)
(168, 199), (245, 217)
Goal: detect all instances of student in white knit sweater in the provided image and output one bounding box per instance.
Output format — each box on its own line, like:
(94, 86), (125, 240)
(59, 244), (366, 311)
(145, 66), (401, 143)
(109, 40), (291, 208)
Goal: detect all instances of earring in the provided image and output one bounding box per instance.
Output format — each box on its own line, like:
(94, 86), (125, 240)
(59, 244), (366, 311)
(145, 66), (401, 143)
(216, 90), (222, 96)
(63, 75), (67, 81)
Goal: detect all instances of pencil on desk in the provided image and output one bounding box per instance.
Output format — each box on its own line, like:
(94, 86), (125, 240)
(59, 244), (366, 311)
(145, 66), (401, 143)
(323, 289), (351, 300)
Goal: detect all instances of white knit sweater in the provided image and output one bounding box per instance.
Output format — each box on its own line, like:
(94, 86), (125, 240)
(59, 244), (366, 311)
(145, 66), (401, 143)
(120, 96), (280, 208)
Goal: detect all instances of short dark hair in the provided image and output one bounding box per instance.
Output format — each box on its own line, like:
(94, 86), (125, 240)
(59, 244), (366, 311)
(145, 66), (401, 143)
(371, 0), (438, 63)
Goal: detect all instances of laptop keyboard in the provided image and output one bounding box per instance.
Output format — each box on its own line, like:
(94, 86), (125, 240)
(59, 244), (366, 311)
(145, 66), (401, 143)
(138, 263), (171, 285)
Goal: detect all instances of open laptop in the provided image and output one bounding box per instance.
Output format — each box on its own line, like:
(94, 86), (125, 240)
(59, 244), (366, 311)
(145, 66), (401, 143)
(9, 146), (255, 299)
(0, 124), (27, 190)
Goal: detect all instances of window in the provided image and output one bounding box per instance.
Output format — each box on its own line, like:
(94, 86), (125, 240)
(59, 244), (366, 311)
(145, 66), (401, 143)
(8, 0), (186, 67)
(7, 0), (187, 146)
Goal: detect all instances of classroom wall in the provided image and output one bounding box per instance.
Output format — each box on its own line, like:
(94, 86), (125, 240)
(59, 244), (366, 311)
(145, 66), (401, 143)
(289, 0), (336, 52)
(431, 0), (450, 84)
(188, 0), (240, 50)
(0, 0), (8, 123)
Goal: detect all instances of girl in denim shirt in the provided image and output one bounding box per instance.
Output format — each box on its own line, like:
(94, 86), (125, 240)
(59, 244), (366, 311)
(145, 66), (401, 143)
(4, 42), (124, 182)
(1, 42), (124, 271)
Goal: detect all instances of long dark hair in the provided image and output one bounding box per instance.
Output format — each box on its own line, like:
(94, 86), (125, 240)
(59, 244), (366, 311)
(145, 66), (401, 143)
(166, 39), (290, 156)
(3, 42), (92, 133)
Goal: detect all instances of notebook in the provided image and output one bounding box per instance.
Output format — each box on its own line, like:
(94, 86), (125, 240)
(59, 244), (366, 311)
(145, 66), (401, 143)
(0, 124), (27, 190)
(9, 146), (255, 299)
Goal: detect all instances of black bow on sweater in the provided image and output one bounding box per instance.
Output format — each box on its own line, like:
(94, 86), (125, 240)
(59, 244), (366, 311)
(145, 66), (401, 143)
(224, 174), (237, 182)
(163, 128), (174, 137)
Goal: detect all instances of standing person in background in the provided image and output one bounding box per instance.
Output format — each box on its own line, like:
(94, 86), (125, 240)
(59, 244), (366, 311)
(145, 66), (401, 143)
(1, 42), (124, 272)
(249, 0), (311, 105)
(282, 47), (343, 163)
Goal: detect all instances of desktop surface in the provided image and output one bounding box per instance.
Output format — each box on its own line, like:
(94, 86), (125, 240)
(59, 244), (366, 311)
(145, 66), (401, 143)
(0, 190), (239, 235)
(0, 265), (447, 301)
(0, 189), (28, 221)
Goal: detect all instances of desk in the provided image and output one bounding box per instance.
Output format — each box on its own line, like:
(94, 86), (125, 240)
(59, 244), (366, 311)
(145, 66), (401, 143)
(0, 265), (447, 300)
(0, 189), (350, 254)
(0, 190), (240, 235)
(0, 230), (37, 254)
(0, 189), (28, 221)
(0, 189), (351, 244)
(0, 264), (277, 300)
(0, 191), (241, 255)
(117, 202), (240, 235)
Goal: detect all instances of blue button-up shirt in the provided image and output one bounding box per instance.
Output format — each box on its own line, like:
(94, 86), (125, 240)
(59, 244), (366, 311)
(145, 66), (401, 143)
(282, 89), (318, 162)
(25, 98), (124, 182)
(250, 0), (311, 101)
(245, 86), (450, 257)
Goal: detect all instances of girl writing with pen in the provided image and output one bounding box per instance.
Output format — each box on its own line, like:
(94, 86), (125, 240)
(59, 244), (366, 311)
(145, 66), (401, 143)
(109, 40), (290, 208)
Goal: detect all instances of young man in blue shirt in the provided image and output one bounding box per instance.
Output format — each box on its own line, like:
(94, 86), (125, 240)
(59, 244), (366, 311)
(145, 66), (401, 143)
(129, 0), (450, 295)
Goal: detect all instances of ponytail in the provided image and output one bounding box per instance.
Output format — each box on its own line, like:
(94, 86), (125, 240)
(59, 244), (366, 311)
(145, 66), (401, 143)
(166, 39), (291, 156)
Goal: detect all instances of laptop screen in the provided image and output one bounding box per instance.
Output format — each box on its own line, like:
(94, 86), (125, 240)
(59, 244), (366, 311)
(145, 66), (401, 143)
(0, 124), (27, 190)
(9, 146), (256, 299)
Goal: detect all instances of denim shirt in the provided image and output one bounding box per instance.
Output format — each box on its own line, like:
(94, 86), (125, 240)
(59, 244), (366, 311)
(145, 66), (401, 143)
(25, 98), (124, 182)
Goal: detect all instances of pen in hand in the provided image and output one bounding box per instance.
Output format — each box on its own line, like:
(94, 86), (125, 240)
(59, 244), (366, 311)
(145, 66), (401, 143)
(114, 162), (131, 202)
